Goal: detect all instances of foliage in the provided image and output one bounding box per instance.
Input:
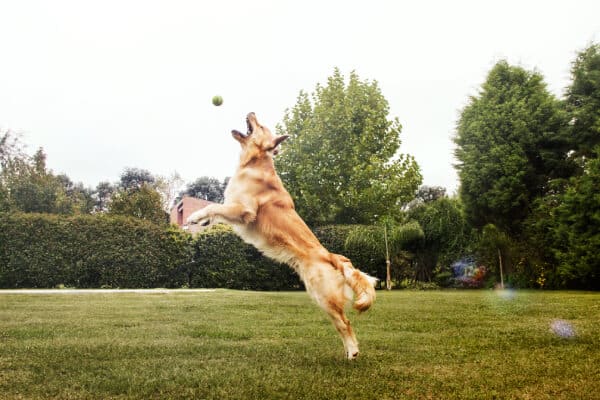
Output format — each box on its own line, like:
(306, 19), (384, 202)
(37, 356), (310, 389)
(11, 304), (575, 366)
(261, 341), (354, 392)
(547, 148), (600, 289)
(276, 68), (421, 225)
(565, 43), (600, 159)
(312, 225), (356, 255)
(0, 213), (301, 290)
(118, 167), (156, 190)
(108, 183), (168, 225)
(415, 185), (447, 204)
(454, 60), (570, 234)
(405, 197), (472, 282)
(341, 221), (424, 286)
(0, 213), (190, 288)
(1, 143), (94, 214)
(189, 224), (301, 290)
(154, 172), (184, 212)
(343, 224), (388, 282)
(92, 181), (116, 213)
(179, 176), (227, 203)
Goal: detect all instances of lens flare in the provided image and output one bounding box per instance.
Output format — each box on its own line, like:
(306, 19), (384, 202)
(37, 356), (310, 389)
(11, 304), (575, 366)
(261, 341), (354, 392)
(494, 286), (516, 300)
(550, 319), (576, 339)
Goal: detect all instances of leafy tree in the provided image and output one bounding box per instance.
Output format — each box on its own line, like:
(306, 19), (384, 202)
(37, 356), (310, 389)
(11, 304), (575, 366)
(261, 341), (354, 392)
(276, 69), (422, 225)
(406, 185), (448, 209)
(119, 167), (155, 191)
(93, 181), (116, 213)
(108, 183), (167, 225)
(155, 172), (184, 212)
(454, 61), (568, 234)
(180, 176), (226, 203)
(0, 130), (28, 211)
(2, 147), (91, 214)
(565, 43), (600, 159)
(56, 174), (95, 214)
(416, 185), (447, 203)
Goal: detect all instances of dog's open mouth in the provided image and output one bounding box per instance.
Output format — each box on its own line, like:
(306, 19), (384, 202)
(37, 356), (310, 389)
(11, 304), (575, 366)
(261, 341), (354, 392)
(232, 113), (256, 140)
(246, 117), (253, 135)
(246, 112), (256, 135)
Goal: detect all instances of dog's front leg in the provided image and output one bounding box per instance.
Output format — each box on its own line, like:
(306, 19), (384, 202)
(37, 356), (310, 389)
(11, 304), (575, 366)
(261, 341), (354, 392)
(186, 203), (256, 227)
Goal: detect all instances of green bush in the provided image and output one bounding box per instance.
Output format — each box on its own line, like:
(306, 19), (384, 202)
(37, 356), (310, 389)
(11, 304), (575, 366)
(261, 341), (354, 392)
(189, 224), (301, 290)
(0, 215), (364, 290)
(0, 213), (189, 288)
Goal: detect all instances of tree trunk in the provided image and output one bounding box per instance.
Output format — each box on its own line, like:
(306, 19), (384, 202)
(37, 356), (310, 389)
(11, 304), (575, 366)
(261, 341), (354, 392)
(384, 225), (392, 290)
(498, 248), (504, 289)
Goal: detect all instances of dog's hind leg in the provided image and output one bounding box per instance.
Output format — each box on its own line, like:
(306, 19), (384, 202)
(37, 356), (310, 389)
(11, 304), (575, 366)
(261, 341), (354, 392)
(324, 299), (359, 360)
(302, 259), (361, 359)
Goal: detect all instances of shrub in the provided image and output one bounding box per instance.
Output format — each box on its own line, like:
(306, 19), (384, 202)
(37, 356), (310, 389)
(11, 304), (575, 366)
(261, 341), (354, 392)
(0, 213), (189, 288)
(189, 224), (301, 290)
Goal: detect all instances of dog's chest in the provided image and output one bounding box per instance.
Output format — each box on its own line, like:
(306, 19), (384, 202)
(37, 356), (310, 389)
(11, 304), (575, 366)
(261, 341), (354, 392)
(232, 224), (295, 266)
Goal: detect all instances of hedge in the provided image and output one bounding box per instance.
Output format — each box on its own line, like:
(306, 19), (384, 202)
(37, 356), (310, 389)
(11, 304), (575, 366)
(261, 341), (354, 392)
(0, 214), (378, 289)
(0, 213), (190, 288)
(189, 224), (302, 290)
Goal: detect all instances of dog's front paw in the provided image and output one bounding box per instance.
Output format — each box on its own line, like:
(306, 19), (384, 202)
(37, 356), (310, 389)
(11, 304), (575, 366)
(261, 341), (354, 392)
(186, 210), (210, 226)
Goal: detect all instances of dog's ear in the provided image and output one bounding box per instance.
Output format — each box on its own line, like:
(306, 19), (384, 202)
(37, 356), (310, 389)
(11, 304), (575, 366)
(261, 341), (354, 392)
(232, 130), (248, 144)
(273, 135), (289, 148)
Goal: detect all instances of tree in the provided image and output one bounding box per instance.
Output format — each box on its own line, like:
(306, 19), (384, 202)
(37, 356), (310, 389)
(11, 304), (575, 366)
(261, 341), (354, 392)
(454, 61), (568, 234)
(155, 172), (184, 212)
(93, 181), (116, 213)
(180, 176), (226, 203)
(108, 183), (167, 225)
(416, 186), (447, 203)
(517, 44), (600, 289)
(549, 147), (600, 289)
(119, 168), (155, 191)
(565, 43), (600, 159)
(276, 69), (422, 225)
(405, 185), (447, 209)
(2, 147), (91, 214)
(0, 130), (28, 211)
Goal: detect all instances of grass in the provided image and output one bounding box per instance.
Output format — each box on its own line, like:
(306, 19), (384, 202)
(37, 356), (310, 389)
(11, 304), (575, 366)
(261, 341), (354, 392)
(0, 290), (599, 399)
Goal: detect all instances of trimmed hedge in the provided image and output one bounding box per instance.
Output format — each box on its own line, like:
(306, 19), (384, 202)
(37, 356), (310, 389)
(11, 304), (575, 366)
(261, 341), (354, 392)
(0, 213), (190, 288)
(0, 213), (303, 289)
(0, 214), (379, 290)
(190, 225), (301, 290)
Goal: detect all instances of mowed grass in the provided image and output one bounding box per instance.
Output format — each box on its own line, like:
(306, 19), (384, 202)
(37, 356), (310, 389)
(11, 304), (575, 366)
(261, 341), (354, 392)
(1, 290), (599, 399)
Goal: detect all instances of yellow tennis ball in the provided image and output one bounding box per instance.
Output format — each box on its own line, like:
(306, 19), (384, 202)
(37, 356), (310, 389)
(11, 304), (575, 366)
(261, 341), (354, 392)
(212, 95), (223, 106)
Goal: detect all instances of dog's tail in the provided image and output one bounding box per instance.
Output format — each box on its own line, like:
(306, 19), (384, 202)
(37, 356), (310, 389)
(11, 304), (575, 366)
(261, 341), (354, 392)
(331, 254), (378, 312)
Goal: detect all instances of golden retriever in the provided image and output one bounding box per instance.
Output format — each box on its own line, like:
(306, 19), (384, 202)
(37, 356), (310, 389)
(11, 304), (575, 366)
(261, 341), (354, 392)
(187, 112), (377, 359)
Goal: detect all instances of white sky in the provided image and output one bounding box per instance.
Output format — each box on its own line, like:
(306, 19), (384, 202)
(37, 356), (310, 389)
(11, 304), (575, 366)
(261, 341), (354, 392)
(1, 1), (599, 195)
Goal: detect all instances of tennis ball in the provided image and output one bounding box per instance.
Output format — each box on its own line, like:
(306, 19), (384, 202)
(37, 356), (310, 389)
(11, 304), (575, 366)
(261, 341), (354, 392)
(212, 95), (223, 106)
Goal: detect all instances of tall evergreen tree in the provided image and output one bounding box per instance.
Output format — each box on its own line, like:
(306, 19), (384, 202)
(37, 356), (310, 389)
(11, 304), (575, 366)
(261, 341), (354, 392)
(454, 61), (567, 234)
(565, 43), (600, 159)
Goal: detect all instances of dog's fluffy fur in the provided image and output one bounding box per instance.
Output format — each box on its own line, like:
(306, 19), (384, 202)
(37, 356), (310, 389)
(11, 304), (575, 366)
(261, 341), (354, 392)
(187, 113), (377, 359)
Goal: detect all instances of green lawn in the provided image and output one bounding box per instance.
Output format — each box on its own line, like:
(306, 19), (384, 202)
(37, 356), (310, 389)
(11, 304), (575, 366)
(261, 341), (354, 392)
(1, 290), (599, 399)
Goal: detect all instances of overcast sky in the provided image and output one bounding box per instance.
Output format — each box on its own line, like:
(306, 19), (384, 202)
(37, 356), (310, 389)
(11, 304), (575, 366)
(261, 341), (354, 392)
(1, 1), (599, 195)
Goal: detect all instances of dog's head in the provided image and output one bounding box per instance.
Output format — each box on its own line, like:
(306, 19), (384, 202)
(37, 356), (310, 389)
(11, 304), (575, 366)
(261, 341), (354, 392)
(231, 112), (289, 157)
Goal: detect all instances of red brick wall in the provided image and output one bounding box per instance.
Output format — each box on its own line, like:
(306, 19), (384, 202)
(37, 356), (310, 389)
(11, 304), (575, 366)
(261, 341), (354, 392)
(170, 196), (214, 231)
